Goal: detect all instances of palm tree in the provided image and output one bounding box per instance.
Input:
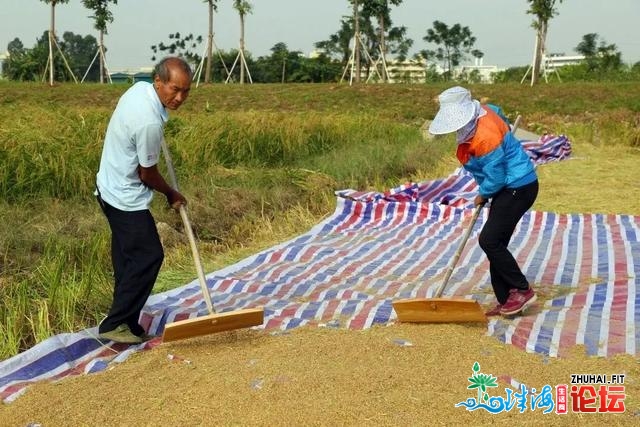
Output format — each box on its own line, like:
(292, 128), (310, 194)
(41, 0), (71, 85)
(231, 0), (253, 84)
(526, 0), (564, 85)
(81, 0), (117, 83)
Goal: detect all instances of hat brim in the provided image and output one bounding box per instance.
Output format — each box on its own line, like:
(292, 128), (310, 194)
(428, 100), (479, 135)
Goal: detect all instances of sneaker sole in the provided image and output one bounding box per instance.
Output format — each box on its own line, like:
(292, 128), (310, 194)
(98, 333), (143, 344)
(500, 294), (537, 316)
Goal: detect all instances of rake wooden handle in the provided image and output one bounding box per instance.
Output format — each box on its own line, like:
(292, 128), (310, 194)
(160, 139), (216, 314)
(511, 115), (522, 133)
(434, 206), (483, 298)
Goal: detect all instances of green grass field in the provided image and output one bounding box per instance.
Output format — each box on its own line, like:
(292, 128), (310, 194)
(0, 81), (639, 360)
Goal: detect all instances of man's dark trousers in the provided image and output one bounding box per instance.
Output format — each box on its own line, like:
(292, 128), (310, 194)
(97, 196), (164, 335)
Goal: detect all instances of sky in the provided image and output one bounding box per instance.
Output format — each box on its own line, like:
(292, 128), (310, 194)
(1, 0), (639, 71)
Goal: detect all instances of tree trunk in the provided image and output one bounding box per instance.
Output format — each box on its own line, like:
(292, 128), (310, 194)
(239, 14), (245, 84)
(48, 3), (55, 86)
(378, 14), (387, 82)
(353, 0), (360, 83)
(531, 18), (547, 86)
(99, 29), (104, 84)
(205, 1), (213, 83)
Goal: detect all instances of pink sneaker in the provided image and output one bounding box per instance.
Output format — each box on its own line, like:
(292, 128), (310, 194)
(500, 288), (536, 316)
(485, 304), (503, 316)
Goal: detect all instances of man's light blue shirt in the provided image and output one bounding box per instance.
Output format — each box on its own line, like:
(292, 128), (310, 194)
(96, 82), (168, 211)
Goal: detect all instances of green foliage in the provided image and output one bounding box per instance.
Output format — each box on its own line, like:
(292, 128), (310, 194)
(2, 31), (99, 81)
(81, 0), (118, 33)
(494, 62), (640, 84)
(421, 21), (480, 80)
(315, 18), (353, 63)
(526, 0), (563, 29)
(233, 0), (253, 16)
(40, 0), (70, 5)
(251, 43), (343, 83)
(151, 32), (203, 70)
(575, 33), (623, 73)
(316, 0), (412, 64)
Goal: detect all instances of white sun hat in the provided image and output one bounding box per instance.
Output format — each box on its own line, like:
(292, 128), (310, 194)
(428, 86), (480, 135)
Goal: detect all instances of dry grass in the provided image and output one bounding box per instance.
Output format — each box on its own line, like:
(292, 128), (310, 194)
(534, 143), (640, 214)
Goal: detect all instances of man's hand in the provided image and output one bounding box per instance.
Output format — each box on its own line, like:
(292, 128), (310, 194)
(167, 189), (187, 211)
(474, 195), (486, 207)
(138, 164), (187, 210)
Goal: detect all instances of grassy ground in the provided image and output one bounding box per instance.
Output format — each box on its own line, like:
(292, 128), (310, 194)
(0, 81), (638, 360)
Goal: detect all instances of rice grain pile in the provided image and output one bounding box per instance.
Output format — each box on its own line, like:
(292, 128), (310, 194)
(2, 324), (638, 426)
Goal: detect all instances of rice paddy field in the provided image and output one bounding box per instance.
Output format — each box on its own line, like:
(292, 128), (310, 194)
(0, 81), (639, 425)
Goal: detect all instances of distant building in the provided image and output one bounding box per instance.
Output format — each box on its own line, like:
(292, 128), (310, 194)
(387, 57), (502, 84)
(108, 68), (153, 84)
(543, 53), (585, 71)
(0, 52), (7, 78)
(455, 57), (502, 83)
(386, 59), (430, 83)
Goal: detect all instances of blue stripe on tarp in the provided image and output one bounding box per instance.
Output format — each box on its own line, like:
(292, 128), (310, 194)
(533, 309), (560, 354)
(0, 337), (102, 387)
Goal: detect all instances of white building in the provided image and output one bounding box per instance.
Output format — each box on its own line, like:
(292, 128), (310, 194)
(543, 53), (585, 71)
(455, 57), (502, 83)
(386, 58), (431, 83)
(0, 52), (7, 78)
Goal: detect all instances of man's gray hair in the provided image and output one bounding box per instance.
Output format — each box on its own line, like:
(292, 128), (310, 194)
(153, 57), (193, 82)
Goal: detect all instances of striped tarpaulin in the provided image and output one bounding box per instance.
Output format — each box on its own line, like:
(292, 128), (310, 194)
(6, 133), (634, 404)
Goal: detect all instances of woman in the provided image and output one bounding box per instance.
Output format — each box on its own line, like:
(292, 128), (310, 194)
(428, 86), (539, 316)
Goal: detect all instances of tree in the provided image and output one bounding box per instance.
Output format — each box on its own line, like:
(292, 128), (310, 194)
(361, 0), (404, 81)
(249, 43), (342, 83)
(319, 1), (368, 83)
(316, 0), (412, 83)
(231, 0), (253, 84)
(41, 0), (71, 85)
(526, 0), (563, 86)
(421, 21), (481, 80)
(60, 31), (100, 80)
(81, 0), (117, 83)
(2, 38), (41, 81)
(3, 31), (97, 82)
(315, 18), (354, 64)
(295, 53), (343, 83)
(252, 42), (297, 83)
(575, 33), (623, 74)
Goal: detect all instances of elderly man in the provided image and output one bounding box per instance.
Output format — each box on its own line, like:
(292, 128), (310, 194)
(95, 57), (192, 343)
